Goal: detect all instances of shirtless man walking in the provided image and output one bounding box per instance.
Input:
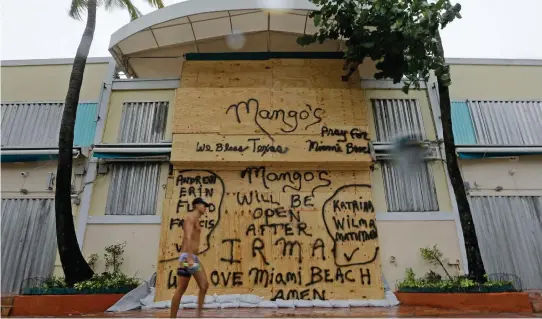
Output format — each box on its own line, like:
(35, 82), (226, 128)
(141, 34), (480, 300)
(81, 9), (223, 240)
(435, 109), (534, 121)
(170, 197), (210, 318)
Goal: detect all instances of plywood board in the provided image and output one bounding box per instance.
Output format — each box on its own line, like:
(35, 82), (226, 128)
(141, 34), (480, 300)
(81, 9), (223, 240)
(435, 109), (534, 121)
(171, 133), (371, 166)
(155, 168), (383, 302)
(179, 60), (359, 89)
(172, 88), (369, 134)
(171, 61), (371, 166)
(156, 59), (383, 302)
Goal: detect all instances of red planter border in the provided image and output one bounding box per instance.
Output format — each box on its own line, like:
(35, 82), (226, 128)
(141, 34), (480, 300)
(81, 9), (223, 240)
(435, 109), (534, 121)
(396, 292), (532, 313)
(11, 294), (124, 316)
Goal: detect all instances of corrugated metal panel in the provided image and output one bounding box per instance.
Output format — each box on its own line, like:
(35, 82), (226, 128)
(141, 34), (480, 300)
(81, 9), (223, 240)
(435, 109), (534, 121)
(1, 199), (57, 293)
(380, 161), (439, 212)
(451, 101), (477, 145)
(117, 101), (169, 143)
(470, 196), (542, 289)
(468, 100), (542, 145)
(1, 102), (64, 147)
(371, 99), (427, 142)
(105, 163), (161, 215)
(1, 102), (98, 147)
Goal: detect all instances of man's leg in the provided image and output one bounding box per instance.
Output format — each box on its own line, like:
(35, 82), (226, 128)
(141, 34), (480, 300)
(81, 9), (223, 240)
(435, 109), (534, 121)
(170, 275), (190, 318)
(193, 263), (209, 317)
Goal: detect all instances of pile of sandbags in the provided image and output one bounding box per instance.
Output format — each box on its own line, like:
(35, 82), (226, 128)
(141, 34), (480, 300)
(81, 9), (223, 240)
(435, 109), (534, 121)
(139, 289), (399, 309)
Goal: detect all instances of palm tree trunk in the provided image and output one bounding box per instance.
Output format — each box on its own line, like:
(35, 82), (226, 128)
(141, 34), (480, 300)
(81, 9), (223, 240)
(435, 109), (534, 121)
(435, 32), (486, 283)
(55, 0), (97, 286)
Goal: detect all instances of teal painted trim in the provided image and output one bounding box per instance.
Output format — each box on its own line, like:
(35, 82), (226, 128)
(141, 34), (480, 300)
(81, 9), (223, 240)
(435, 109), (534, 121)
(185, 52), (345, 61)
(1, 154), (58, 163)
(93, 152), (170, 159)
(74, 103), (98, 147)
(458, 152), (542, 159)
(22, 286), (136, 295)
(451, 101), (477, 145)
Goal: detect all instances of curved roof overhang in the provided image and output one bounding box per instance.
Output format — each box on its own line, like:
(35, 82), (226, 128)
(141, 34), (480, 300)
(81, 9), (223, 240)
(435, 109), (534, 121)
(108, 0), (346, 78)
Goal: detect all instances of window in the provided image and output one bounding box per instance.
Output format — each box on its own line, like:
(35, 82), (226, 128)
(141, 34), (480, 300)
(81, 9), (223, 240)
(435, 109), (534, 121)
(380, 161), (439, 212)
(117, 101), (169, 143)
(371, 98), (426, 142)
(372, 98), (439, 212)
(105, 163), (161, 215)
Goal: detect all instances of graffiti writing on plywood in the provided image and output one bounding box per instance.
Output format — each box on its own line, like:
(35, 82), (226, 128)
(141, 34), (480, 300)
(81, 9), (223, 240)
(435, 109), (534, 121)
(240, 166), (332, 195)
(305, 126), (371, 155)
(196, 137), (289, 156)
(320, 126), (371, 143)
(322, 184), (379, 267)
(161, 168), (382, 301)
(226, 98), (324, 141)
(171, 170), (225, 255)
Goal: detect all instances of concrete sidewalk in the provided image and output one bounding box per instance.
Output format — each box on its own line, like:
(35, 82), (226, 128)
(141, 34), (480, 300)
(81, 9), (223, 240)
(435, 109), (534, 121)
(68, 306), (541, 318)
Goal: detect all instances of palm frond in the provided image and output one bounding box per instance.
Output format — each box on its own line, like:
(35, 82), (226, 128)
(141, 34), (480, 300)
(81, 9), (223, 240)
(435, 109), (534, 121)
(103, 0), (142, 20)
(146, 0), (165, 9)
(102, 0), (115, 11)
(102, 0), (127, 12)
(121, 0), (143, 21)
(68, 0), (88, 20)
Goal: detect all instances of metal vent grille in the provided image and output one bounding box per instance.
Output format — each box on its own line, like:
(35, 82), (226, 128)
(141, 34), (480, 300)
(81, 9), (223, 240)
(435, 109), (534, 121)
(470, 196), (542, 289)
(468, 100), (542, 145)
(372, 98), (427, 142)
(105, 163), (161, 216)
(117, 101), (169, 143)
(1, 102), (98, 147)
(381, 161), (439, 212)
(1, 199), (56, 293)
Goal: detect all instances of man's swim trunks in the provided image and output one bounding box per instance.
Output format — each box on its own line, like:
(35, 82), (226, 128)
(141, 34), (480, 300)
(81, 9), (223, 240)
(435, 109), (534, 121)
(177, 253), (201, 277)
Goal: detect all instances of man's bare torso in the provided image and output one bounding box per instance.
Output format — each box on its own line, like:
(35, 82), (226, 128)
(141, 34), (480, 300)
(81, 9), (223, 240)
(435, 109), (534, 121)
(181, 214), (201, 254)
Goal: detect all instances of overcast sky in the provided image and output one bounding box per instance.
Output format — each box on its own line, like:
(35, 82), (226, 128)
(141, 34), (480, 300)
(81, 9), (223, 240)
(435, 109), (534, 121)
(1, 0), (541, 60)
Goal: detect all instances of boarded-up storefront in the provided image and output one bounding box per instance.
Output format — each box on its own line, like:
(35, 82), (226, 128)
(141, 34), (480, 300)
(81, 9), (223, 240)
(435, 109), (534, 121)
(157, 59), (383, 301)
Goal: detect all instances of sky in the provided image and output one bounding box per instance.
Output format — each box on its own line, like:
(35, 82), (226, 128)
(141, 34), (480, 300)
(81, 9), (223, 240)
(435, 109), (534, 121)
(1, 0), (541, 60)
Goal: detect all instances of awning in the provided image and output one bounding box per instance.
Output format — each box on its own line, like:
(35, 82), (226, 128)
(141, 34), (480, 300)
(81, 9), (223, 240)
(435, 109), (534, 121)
(107, 0), (345, 77)
(1, 149), (81, 163)
(92, 144), (171, 160)
(456, 146), (542, 159)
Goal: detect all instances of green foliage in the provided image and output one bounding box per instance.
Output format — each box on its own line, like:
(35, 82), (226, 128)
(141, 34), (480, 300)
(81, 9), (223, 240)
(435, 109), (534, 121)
(74, 272), (140, 291)
(42, 242), (138, 292)
(87, 242), (126, 274)
(405, 268), (416, 281)
(297, 0), (462, 92)
(105, 242), (126, 273)
(398, 248), (513, 293)
(420, 244), (452, 279)
(397, 270), (514, 292)
(420, 245), (443, 262)
(481, 274), (513, 287)
(424, 270), (442, 283)
(43, 276), (68, 289)
(87, 253), (100, 271)
(69, 0), (165, 21)
(39, 273), (139, 291)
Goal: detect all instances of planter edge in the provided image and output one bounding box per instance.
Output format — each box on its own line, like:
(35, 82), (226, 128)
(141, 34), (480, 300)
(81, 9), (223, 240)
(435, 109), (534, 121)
(395, 292), (532, 313)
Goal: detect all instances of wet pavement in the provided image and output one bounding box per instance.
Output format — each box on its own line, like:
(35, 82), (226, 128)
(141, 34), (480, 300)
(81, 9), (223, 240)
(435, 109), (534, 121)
(59, 306), (541, 318)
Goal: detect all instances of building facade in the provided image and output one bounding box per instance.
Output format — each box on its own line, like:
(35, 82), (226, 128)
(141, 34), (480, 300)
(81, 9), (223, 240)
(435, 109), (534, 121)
(1, 58), (112, 293)
(1, 0), (541, 297)
(447, 59), (542, 290)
